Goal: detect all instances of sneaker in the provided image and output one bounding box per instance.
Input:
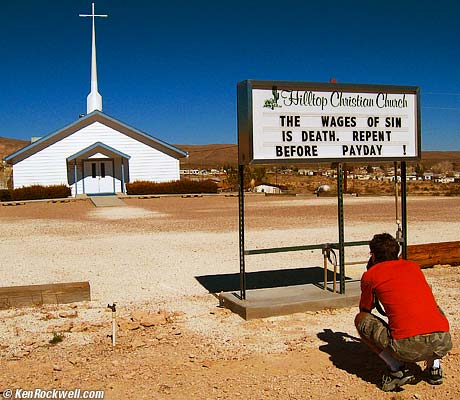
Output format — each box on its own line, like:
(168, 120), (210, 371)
(427, 366), (443, 385)
(381, 368), (415, 392)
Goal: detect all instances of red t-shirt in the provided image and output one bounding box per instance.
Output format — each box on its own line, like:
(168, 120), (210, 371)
(360, 259), (449, 339)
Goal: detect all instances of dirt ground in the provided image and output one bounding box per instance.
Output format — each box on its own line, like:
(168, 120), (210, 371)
(1, 194), (460, 399)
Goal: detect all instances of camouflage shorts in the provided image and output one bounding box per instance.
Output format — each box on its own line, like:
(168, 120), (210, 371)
(356, 312), (452, 362)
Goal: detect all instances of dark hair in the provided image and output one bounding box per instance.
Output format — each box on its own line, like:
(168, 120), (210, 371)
(369, 233), (400, 263)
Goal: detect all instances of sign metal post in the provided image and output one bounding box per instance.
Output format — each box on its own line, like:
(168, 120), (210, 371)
(337, 163), (345, 294)
(238, 165), (247, 300)
(401, 161), (408, 259)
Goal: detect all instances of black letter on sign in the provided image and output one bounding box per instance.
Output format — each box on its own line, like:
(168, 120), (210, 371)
(282, 131), (292, 142)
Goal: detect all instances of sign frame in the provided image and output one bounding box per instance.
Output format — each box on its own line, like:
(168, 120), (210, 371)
(237, 80), (421, 165)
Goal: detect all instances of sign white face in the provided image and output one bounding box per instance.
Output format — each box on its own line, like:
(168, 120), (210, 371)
(251, 87), (418, 162)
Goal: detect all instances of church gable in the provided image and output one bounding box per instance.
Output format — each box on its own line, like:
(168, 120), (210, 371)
(67, 142), (131, 162)
(5, 111), (187, 165)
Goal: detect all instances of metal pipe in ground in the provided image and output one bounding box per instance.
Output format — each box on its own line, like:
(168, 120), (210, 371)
(108, 303), (117, 347)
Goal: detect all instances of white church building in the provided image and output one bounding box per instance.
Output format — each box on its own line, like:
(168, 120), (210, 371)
(5, 3), (187, 196)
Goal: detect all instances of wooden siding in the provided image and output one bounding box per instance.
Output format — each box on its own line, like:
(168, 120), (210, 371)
(406, 241), (460, 268)
(12, 122), (180, 194)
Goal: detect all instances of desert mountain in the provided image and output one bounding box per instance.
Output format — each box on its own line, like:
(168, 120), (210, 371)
(0, 137), (29, 161)
(1, 137), (459, 170)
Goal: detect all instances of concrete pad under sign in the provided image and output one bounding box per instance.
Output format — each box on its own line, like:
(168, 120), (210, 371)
(219, 281), (361, 320)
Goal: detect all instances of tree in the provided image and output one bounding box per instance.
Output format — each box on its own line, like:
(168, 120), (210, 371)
(222, 164), (238, 190)
(248, 166), (266, 185)
(431, 161), (453, 175)
(222, 165), (267, 190)
(415, 163), (425, 177)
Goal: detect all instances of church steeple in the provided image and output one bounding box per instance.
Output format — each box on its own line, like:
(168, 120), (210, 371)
(79, 3), (107, 114)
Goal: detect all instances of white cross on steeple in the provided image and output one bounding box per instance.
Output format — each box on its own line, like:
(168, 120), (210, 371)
(80, 3), (108, 114)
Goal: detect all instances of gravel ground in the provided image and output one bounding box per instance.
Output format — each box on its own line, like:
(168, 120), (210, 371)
(0, 195), (459, 399)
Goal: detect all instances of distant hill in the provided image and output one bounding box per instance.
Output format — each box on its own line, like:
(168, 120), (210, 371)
(0, 137), (28, 161)
(1, 137), (459, 170)
(415, 151), (460, 169)
(176, 144), (238, 169)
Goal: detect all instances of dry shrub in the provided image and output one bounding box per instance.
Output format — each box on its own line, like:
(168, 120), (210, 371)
(382, 185), (393, 194)
(446, 184), (460, 196)
(126, 179), (218, 195)
(10, 184), (71, 201)
(0, 189), (12, 202)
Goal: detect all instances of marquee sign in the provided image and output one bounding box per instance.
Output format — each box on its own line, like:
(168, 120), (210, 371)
(237, 80), (421, 165)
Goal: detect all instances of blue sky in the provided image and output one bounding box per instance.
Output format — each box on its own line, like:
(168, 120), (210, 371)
(1, 0), (459, 149)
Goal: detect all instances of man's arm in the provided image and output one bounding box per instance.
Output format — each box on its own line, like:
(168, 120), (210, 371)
(359, 278), (374, 312)
(374, 294), (387, 316)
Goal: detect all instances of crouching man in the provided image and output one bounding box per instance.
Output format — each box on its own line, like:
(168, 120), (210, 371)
(355, 233), (452, 392)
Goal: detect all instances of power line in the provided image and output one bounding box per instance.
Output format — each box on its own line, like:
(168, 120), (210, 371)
(424, 92), (460, 96)
(422, 106), (460, 110)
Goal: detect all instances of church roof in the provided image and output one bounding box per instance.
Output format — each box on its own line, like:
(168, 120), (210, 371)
(4, 111), (188, 164)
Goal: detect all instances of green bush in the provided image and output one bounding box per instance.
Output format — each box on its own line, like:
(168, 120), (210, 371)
(126, 179), (218, 195)
(10, 184), (71, 201)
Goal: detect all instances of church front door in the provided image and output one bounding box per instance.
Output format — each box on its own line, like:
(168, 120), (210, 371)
(83, 160), (115, 194)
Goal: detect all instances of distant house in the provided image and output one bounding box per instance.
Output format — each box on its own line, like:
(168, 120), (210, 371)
(438, 177), (455, 183)
(4, 111), (187, 196)
(423, 172), (434, 181)
(254, 183), (287, 194)
(298, 169), (314, 176)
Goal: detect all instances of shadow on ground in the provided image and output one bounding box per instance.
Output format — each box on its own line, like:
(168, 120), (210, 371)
(195, 266), (352, 293)
(317, 328), (423, 390)
(317, 328), (383, 387)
